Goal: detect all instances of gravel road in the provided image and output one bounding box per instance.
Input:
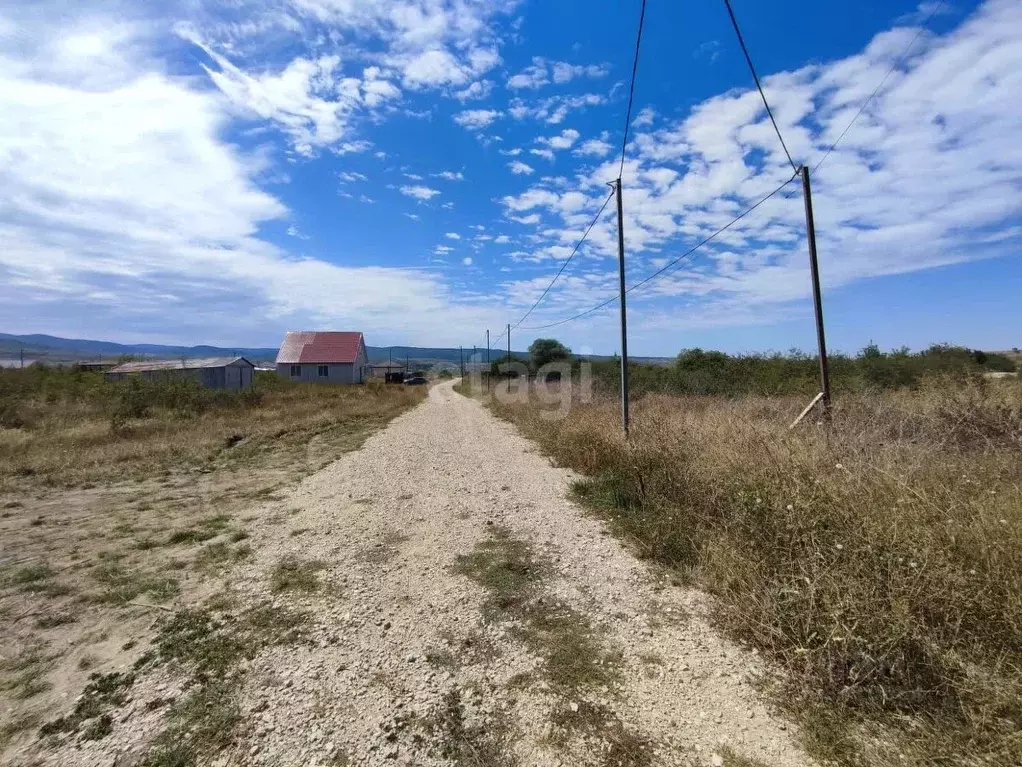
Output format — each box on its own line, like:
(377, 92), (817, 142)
(54, 380), (812, 767)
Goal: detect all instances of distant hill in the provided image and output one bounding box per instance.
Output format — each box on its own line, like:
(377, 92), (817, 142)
(0, 333), (533, 366)
(0, 332), (673, 367)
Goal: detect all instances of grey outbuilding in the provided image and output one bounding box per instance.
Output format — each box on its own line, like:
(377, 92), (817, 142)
(105, 356), (255, 391)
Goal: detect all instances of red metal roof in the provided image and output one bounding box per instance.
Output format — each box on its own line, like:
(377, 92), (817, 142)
(275, 331), (365, 365)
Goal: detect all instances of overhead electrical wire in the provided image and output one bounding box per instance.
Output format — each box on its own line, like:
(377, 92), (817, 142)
(508, 189), (616, 332)
(811, 0), (947, 174)
(722, 0), (798, 174)
(617, 0), (649, 180)
(519, 171), (799, 331)
(484, 0), (648, 347)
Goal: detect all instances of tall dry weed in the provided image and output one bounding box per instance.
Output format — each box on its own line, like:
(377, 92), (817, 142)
(479, 377), (1022, 765)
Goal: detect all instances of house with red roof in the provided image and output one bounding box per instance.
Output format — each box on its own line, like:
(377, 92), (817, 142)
(274, 331), (369, 384)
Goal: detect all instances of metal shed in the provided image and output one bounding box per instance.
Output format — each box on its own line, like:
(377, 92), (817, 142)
(105, 357), (255, 391)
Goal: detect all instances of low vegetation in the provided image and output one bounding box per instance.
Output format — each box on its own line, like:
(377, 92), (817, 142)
(593, 342), (1017, 397)
(0, 367), (425, 763)
(0, 366), (426, 489)
(459, 349), (1022, 766)
(454, 528), (654, 766)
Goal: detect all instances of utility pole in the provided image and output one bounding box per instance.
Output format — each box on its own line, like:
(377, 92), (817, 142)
(614, 179), (630, 436)
(800, 166), (831, 416)
(486, 330), (490, 365)
(459, 346), (464, 379)
(506, 324), (511, 394)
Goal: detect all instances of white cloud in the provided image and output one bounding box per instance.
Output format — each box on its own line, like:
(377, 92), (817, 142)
(404, 212), (421, 221)
(499, 0), (1022, 334)
(508, 160), (534, 175)
(403, 172), (424, 180)
(507, 57), (548, 89)
(453, 108), (502, 130)
(574, 138), (613, 157)
(530, 148), (555, 161)
(462, 256), (473, 265)
(402, 48), (470, 87)
(508, 57), (608, 89)
(399, 185), (441, 200)
(494, 235), (511, 244)
(0, 7), (513, 347)
(435, 170), (464, 180)
(454, 79), (493, 101)
(632, 106), (656, 128)
(551, 61), (609, 83)
(508, 93), (605, 124)
(337, 140), (372, 154)
(537, 128), (581, 150)
(445, 232), (461, 240)
(274, 0), (509, 93)
(500, 147), (522, 156)
(339, 171), (368, 182)
(361, 72), (402, 107)
(192, 49), (360, 156)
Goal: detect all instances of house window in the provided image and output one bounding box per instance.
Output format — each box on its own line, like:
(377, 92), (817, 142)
(318, 365), (329, 377)
(290, 364), (301, 377)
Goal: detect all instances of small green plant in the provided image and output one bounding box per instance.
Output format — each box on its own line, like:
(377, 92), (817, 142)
(420, 687), (518, 767)
(270, 555), (326, 592)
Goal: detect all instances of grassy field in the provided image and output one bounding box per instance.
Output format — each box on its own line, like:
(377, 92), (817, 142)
(456, 373), (1022, 766)
(0, 368), (425, 761)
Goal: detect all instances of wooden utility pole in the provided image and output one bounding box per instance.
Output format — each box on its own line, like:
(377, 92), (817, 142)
(614, 179), (630, 436)
(506, 324), (511, 394)
(800, 166), (831, 415)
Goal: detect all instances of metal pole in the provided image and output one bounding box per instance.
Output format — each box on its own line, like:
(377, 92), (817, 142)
(506, 324), (511, 394)
(800, 165), (831, 415)
(614, 179), (630, 436)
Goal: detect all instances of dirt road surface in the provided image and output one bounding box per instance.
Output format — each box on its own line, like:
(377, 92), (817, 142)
(34, 380), (811, 767)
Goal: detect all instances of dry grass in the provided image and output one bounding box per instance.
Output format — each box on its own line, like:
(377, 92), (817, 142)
(0, 372), (425, 763)
(0, 372), (425, 490)
(461, 375), (1022, 766)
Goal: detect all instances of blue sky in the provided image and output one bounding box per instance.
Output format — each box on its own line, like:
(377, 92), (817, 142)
(1, 0), (1019, 356)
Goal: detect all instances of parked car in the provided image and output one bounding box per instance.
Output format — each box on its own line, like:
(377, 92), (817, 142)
(404, 376), (428, 385)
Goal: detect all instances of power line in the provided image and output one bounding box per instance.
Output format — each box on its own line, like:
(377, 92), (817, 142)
(617, 0), (649, 180)
(722, 0), (798, 174)
(509, 189), (615, 332)
(520, 171), (799, 330)
(811, 0), (946, 174)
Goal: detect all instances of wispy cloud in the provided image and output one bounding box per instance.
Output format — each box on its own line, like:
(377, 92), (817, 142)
(399, 185), (441, 200)
(453, 108), (502, 130)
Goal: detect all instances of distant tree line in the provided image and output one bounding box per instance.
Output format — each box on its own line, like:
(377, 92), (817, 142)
(485, 338), (1017, 396)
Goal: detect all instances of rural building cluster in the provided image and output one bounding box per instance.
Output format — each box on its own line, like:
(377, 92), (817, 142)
(97, 331), (373, 390)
